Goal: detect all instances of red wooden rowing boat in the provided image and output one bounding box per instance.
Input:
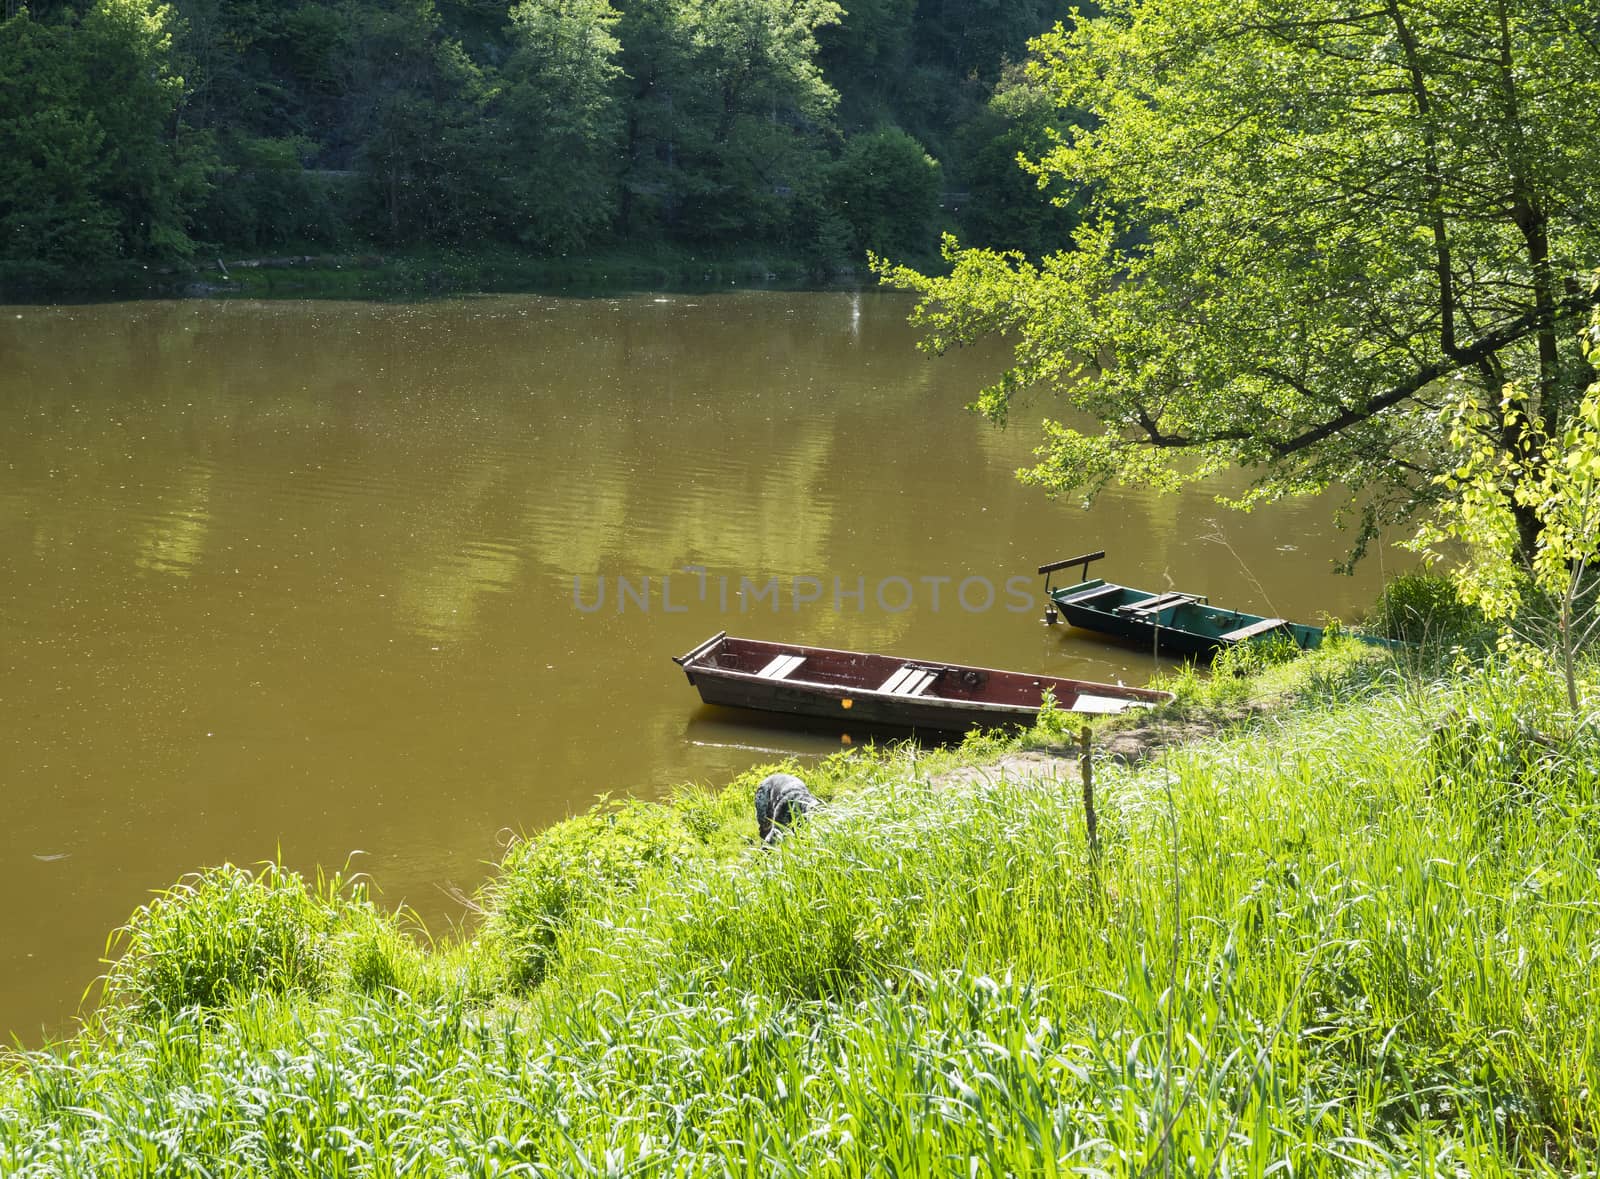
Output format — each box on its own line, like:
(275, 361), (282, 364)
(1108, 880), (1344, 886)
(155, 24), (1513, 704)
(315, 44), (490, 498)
(673, 631), (1172, 732)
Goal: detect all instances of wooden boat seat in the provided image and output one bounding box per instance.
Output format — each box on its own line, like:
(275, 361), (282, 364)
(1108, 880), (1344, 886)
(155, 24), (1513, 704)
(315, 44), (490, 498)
(877, 665), (939, 696)
(1057, 583), (1122, 606)
(1119, 592), (1201, 618)
(755, 653), (806, 680)
(1072, 693), (1143, 715)
(1220, 617), (1288, 643)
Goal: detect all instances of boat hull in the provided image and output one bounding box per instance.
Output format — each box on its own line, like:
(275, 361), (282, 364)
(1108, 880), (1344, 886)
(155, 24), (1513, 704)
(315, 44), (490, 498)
(1047, 578), (1379, 658)
(674, 632), (1172, 733)
(686, 669), (1038, 732)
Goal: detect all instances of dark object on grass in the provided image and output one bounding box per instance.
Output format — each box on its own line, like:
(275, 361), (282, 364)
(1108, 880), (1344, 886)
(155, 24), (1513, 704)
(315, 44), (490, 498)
(754, 773), (822, 844)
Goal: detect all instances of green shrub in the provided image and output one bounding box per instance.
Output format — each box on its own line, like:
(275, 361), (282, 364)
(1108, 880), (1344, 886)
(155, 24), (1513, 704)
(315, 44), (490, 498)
(1018, 686), (1077, 749)
(673, 762), (798, 851)
(101, 863), (390, 1019)
(1213, 630), (1303, 678)
(1373, 571), (1487, 644)
(335, 918), (426, 996)
(827, 128), (943, 258)
(487, 800), (700, 989)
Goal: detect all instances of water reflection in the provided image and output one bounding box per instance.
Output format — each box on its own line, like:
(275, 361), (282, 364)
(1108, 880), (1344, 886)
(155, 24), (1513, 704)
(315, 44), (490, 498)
(133, 461), (215, 577)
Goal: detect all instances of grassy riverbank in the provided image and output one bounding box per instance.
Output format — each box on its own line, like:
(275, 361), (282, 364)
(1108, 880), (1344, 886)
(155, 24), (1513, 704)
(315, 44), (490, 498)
(210, 245), (848, 300)
(1, 244), (864, 302)
(3, 638), (1598, 1174)
(74, 244), (889, 302)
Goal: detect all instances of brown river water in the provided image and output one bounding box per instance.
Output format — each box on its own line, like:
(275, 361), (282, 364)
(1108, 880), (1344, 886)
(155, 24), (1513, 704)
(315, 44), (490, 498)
(0, 291), (1407, 1041)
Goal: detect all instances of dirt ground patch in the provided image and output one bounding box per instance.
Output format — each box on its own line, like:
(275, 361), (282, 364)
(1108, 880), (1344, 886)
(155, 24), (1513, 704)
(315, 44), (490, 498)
(926, 704), (1265, 791)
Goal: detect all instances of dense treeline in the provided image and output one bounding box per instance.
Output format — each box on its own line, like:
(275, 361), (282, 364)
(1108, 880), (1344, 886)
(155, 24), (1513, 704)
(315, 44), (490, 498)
(0, 0), (1086, 290)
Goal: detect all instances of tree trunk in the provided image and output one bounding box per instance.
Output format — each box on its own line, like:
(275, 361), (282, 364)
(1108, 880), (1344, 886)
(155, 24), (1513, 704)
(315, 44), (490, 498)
(1514, 499), (1542, 567)
(1497, 0), (1563, 432)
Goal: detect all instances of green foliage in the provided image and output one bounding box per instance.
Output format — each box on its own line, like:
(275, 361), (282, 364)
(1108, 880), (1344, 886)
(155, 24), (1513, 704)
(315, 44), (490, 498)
(910, 0), (1062, 84)
(951, 64), (1084, 256)
(76, 0), (212, 259)
(1150, 628), (1384, 714)
(0, 0), (212, 288)
(100, 862), (395, 1019)
(496, 0), (624, 251)
(1027, 685), (1074, 745)
(1414, 305), (1600, 704)
(2, 0), (1079, 285)
(344, 0), (498, 244)
(614, 0), (843, 245)
(830, 127), (942, 258)
(486, 798), (700, 989)
(951, 724), (1013, 763)
(0, 98), (119, 286)
(193, 134), (347, 250)
(1372, 571), (1487, 646)
(815, 0), (914, 99)
(1212, 631), (1302, 679)
(335, 915), (429, 996)
(1427, 673), (1578, 821)
(881, 0), (1600, 565)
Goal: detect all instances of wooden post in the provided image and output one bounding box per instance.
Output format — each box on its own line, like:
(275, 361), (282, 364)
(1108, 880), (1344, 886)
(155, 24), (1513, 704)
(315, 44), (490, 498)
(1080, 724), (1099, 863)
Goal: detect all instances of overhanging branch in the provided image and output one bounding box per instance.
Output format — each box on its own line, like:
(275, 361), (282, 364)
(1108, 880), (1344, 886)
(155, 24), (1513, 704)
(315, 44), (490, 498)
(1270, 289), (1598, 457)
(1124, 288), (1598, 455)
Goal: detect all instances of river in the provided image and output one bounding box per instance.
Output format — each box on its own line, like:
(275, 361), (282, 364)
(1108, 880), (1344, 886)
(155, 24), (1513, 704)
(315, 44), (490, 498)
(0, 291), (1406, 1040)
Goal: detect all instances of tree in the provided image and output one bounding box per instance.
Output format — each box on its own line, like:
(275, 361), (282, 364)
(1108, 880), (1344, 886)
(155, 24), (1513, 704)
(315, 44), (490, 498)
(815, 0), (915, 133)
(1418, 296), (1600, 707)
(496, 0), (624, 252)
(951, 64), (1084, 257)
(880, 0), (1600, 565)
(0, 10), (119, 285)
(1, 0), (210, 286)
(911, 0), (1064, 82)
(613, 0), (840, 241)
(829, 127), (942, 258)
(76, 0), (212, 259)
(346, 0), (495, 243)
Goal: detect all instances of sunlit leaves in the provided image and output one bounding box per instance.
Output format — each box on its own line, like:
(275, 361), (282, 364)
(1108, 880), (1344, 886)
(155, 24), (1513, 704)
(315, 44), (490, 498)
(882, 0), (1600, 562)
(1419, 302), (1600, 623)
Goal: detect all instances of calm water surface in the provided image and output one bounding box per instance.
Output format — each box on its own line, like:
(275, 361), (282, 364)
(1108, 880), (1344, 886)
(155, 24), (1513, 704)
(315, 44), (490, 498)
(0, 292), (1406, 1040)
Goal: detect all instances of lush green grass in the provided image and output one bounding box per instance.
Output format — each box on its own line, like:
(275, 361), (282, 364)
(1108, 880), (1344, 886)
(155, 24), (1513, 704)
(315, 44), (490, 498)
(4, 641), (1599, 1174)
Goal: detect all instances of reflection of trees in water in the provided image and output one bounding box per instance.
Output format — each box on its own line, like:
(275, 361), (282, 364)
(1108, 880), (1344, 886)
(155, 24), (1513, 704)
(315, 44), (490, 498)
(133, 462), (214, 578)
(395, 469), (525, 642)
(0, 295), (1396, 646)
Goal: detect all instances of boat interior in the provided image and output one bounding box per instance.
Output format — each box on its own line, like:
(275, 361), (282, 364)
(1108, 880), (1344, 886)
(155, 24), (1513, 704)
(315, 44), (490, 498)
(683, 634), (1154, 708)
(1055, 579), (1316, 645)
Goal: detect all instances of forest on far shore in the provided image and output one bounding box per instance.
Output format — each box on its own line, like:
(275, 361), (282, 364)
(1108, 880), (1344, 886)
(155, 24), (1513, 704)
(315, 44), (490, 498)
(0, 0), (1092, 290)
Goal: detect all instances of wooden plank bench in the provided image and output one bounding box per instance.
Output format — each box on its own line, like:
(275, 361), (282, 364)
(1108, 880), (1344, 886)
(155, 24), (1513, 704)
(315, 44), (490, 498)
(1057, 583), (1123, 606)
(755, 653), (806, 680)
(1119, 592), (1201, 618)
(878, 665), (939, 696)
(1219, 617), (1288, 643)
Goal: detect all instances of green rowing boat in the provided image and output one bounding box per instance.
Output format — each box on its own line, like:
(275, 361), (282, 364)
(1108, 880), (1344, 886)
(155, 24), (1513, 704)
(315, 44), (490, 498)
(1038, 551), (1392, 658)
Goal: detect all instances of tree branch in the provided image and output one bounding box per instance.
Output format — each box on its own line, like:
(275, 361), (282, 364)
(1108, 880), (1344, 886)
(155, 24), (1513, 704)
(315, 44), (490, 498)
(1385, 0), (1466, 362)
(1269, 289), (1598, 457)
(1124, 289), (1599, 455)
